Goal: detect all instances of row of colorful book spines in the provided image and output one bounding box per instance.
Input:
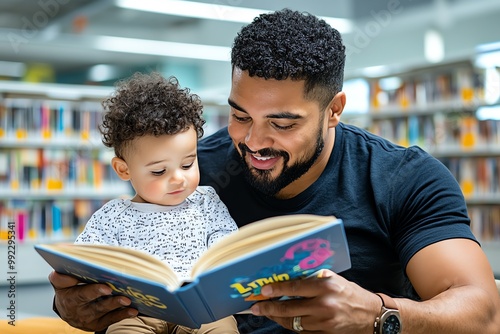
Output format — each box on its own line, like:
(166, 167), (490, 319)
(0, 199), (105, 242)
(370, 116), (500, 149)
(3, 205), (499, 243)
(440, 157), (500, 197)
(0, 129), (101, 141)
(0, 106), (102, 140)
(1, 166), (120, 191)
(370, 86), (483, 110)
(1, 151), (119, 190)
(369, 69), (484, 108)
(469, 207), (500, 242)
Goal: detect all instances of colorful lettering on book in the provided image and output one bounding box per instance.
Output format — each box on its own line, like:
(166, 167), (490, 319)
(229, 238), (334, 301)
(61, 264), (167, 310)
(61, 264), (100, 284)
(107, 282), (167, 309)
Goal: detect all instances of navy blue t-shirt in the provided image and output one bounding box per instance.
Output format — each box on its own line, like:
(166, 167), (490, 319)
(198, 122), (476, 334)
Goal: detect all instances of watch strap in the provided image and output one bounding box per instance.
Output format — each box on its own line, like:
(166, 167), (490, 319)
(374, 293), (401, 334)
(375, 293), (398, 310)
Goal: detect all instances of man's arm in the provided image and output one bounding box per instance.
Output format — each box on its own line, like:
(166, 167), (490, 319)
(49, 271), (138, 332)
(401, 238), (500, 333)
(251, 238), (500, 333)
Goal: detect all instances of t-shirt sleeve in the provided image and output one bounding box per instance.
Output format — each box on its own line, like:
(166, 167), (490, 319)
(388, 148), (477, 269)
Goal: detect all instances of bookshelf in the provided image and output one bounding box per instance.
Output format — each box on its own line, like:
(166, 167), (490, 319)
(0, 81), (231, 286)
(0, 81), (133, 285)
(347, 59), (500, 274)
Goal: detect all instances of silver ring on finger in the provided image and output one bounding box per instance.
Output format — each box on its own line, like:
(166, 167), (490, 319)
(292, 316), (304, 332)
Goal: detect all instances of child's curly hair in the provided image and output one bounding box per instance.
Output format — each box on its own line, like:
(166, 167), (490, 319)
(231, 9), (346, 110)
(100, 72), (205, 159)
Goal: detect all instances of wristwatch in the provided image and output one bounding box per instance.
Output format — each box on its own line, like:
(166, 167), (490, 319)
(373, 293), (402, 334)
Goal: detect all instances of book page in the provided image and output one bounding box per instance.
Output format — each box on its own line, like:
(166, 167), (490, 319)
(191, 215), (335, 277)
(38, 215), (337, 290)
(44, 244), (180, 288)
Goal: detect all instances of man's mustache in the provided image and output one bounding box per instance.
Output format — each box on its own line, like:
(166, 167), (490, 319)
(237, 143), (288, 159)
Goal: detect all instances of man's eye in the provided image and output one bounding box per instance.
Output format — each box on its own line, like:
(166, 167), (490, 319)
(182, 162), (194, 170)
(273, 123), (294, 130)
(151, 169), (165, 176)
(232, 114), (250, 122)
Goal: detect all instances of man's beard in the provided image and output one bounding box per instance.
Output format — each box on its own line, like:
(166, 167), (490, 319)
(237, 130), (324, 197)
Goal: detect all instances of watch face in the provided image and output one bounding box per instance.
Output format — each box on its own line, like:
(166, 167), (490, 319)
(382, 314), (401, 334)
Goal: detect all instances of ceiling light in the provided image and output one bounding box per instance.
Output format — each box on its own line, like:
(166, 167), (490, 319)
(360, 65), (391, 78)
(424, 28), (445, 63)
(476, 41), (500, 53)
(115, 0), (352, 33)
(0, 81), (112, 100)
(94, 36), (231, 61)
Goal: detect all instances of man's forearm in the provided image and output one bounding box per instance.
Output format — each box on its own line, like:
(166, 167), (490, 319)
(397, 285), (500, 333)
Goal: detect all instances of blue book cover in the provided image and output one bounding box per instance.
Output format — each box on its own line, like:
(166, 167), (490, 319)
(34, 214), (351, 328)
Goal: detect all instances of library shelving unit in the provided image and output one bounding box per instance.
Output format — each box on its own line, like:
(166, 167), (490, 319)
(0, 81), (133, 285)
(0, 81), (231, 285)
(349, 59), (500, 273)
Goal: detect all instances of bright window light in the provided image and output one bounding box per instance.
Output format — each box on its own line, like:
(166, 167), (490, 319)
(115, 0), (352, 33)
(379, 76), (403, 91)
(475, 51), (500, 68)
(88, 64), (120, 82)
(342, 78), (369, 114)
(94, 36), (231, 61)
(476, 105), (500, 120)
(484, 67), (500, 105)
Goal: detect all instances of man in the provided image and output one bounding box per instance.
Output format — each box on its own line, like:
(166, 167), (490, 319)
(50, 9), (500, 333)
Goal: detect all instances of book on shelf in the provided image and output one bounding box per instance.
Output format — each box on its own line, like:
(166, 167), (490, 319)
(0, 98), (104, 140)
(35, 214), (351, 328)
(0, 147), (121, 192)
(0, 199), (107, 242)
(367, 62), (483, 111)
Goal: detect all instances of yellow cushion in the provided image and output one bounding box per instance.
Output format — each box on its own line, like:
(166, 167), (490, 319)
(0, 317), (88, 333)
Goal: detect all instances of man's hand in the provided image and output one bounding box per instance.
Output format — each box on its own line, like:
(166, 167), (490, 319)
(251, 240), (500, 333)
(49, 271), (139, 332)
(250, 270), (380, 333)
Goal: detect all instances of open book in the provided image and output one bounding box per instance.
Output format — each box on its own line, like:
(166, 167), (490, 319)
(35, 214), (351, 328)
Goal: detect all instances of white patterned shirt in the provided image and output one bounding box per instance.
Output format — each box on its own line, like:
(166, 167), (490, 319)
(75, 186), (237, 280)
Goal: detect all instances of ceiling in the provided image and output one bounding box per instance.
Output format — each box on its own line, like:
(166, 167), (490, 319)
(0, 0), (499, 98)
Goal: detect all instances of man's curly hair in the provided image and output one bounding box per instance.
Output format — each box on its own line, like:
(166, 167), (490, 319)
(231, 8), (346, 110)
(100, 72), (205, 159)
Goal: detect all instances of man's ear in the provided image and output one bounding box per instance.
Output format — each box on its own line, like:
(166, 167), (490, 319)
(327, 91), (346, 127)
(111, 157), (131, 181)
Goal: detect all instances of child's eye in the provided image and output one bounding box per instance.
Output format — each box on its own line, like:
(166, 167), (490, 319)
(182, 162), (194, 170)
(151, 169), (166, 176)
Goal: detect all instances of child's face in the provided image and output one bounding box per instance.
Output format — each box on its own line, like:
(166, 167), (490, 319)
(115, 127), (200, 206)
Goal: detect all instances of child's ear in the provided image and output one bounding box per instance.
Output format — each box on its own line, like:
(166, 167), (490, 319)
(112, 157), (131, 181)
